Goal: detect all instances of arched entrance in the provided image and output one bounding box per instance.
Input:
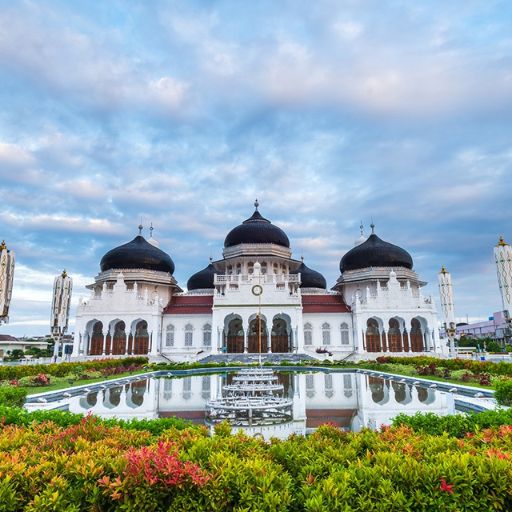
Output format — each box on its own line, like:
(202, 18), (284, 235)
(89, 321), (103, 355)
(112, 321), (127, 355)
(226, 316), (244, 353)
(410, 318), (424, 352)
(365, 318), (381, 352)
(387, 318), (402, 352)
(133, 320), (149, 354)
(248, 316), (268, 353)
(271, 315), (291, 353)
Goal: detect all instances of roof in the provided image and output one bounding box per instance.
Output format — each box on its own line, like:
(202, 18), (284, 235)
(302, 294), (351, 313)
(0, 334), (18, 341)
(164, 295), (214, 315)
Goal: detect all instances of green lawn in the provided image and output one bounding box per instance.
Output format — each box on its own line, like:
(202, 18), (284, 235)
(24, 369), (148, 396)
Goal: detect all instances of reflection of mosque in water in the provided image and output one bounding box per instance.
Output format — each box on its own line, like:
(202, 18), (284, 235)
(68, 372), (454, 438)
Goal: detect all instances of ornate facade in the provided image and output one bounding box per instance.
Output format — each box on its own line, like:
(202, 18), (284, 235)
(72, 203), (441, 361)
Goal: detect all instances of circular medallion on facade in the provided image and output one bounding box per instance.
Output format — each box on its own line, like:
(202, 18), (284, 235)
(251, 284), (263, 296)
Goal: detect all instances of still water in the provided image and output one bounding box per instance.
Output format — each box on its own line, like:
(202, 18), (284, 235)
(40, 371), (459, 439)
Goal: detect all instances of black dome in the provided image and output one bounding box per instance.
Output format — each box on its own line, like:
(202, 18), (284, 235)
(100, 235), (175, 274)
(291, 261), (327, 289)
(187, 263), (215, 290)
(224, 207), (290, 248)
(340, 233), (413, 273)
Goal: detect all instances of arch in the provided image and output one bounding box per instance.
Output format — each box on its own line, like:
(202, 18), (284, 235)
(133, 320), (149, 354)
(89, 320), (103, 356)
(271, 314), (291, 352)
(248, 314), (268, 353)
(111, 320), (127, 355)
(165, 324), (175, 348)
(304, 322), (313, 346)
(368, 377), (390, 405)
(126, 380), (146, 408)
(322, 322), (331, 345)
(340, 322), (350, 345)
(387, 318), (402, 352)
(225, 315), (244, 353)
(365, 318), (381, 352)
(184, 323), (194, 347)
(410, 318), (424, 352)
(416, 386), (436, 404)
(202, 323), (212, 347)
(103, 386), (122, 409)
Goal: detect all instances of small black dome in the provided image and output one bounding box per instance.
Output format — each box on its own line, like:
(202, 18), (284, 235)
(340, 233), (413, 273)
(291, 261), (327, 289)
(224, 207), (290, 248)
(187, 263), (215, 290)
(100, 235), (175, 274)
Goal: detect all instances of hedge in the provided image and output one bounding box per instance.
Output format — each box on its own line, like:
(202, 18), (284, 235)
(0, 387), (27, 407)
(1, 419), (512, 511)
(392, 408), (512, 437)
(0, 406), (194, 435)
(0, 356), (148, 381)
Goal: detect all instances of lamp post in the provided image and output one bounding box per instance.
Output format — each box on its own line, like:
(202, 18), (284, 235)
(0, 241), (15, 325)
(252, 283), (263, 366)
(438, 266), (457, 357)
(494, 236), (512, 346)
(51, 270), (73, 360)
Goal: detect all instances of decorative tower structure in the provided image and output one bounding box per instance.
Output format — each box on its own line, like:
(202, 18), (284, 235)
(494, 236), (512, 342)
(0, 240), (15, 324)
(51, 270), (73, 358)
(438, 266), (456, 356)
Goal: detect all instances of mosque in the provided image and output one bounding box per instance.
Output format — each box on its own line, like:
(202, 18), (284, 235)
(72, 201), (441, 361)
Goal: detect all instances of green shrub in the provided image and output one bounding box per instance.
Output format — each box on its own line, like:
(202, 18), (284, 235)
(0, 386), (27, 407)
(494, 379), (512, 406)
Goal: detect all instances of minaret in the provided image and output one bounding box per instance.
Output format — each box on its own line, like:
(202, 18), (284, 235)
(51, 270), (73, 358)
(438, 266), (456, 356)
(494, 236), (512, 329)
(0, 240), (15, 324)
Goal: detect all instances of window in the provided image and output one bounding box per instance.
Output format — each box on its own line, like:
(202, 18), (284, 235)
(306, 374), (315, 398)
(203, 324), (212, 346)
(322, 323), (331, 345)
(165, 325), (175, 347)
(340, 323), (349, 345)
(183, 377), (192, 400)
(184, 324), (193, 347)
(248, 262), (254, 274)
(201, 376), (210, 398)
(325, 373), (333, 398)
(163, 379), (172, 400)
(304, 323), (313, 346)
(261, 262), (267, 274)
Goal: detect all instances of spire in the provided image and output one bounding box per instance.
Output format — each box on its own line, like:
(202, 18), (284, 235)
(360, 221), (364, 236)
(497, 235), (508, 247)
(0, 240), (6, 251)
(440, 266), (447, 274)
(370, 218), (375, 234)
(138, 223), (143, 235)
(301, 255), (304, 262)
(254, 198), (259, 211)
(61, 269), (67, 278)
(149, 222), (154, 238)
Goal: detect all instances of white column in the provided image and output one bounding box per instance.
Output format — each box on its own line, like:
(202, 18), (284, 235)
(438, 267), (456, 357)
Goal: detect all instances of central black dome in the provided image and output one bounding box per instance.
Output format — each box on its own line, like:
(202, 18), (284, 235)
(100, 235), (175, 274)
(187, 262), (215, 290)
(224, 203), (290, 248)
(291, 261), (326, 289)
(340, 233), (413, 273)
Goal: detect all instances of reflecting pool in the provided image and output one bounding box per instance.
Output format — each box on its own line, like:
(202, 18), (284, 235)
(29, 370), (463, 439)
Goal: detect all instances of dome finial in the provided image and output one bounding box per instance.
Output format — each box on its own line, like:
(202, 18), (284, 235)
(360, 221), (364, 236)
(149, 222), (154, 238)
(440, 265), (447, 274)
(61, 269), (67, 278)
(254, 198), (259, 210)
(0, 240), (6, 251)
(138, 217), (143, 235)
(370, 217), (375, 234)
(497, 235), (508, 247)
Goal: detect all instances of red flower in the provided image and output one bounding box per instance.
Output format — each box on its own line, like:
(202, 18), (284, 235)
(440, 479), (454, 494)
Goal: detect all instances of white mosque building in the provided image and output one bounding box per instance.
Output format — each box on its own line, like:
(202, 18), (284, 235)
(72, 202), (441, 361)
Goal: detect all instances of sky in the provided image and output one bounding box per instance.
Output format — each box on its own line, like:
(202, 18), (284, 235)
(1, 0), (511, 337)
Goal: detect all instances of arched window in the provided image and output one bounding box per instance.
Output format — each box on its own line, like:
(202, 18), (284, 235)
(248, 262), (254, 274)
(203, 323), (212, 346)
(304, 323), (313, 346)
(325, 373), (333, 398)
(236, 263), (242, 275)
(227, 265), (233, 275)
(322, 323), (331, 345)
(165, 324), (175, 347)
(306, 374), (315, 398)
(340, 323), (349, 345)
(261, 262), (267, 274)
(183, 377), (192, 400)
(273, 263), (279, 274)
(184, 324), (193, 347)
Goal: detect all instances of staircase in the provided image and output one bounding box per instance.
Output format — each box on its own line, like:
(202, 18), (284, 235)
(198, 353), (317, 364)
